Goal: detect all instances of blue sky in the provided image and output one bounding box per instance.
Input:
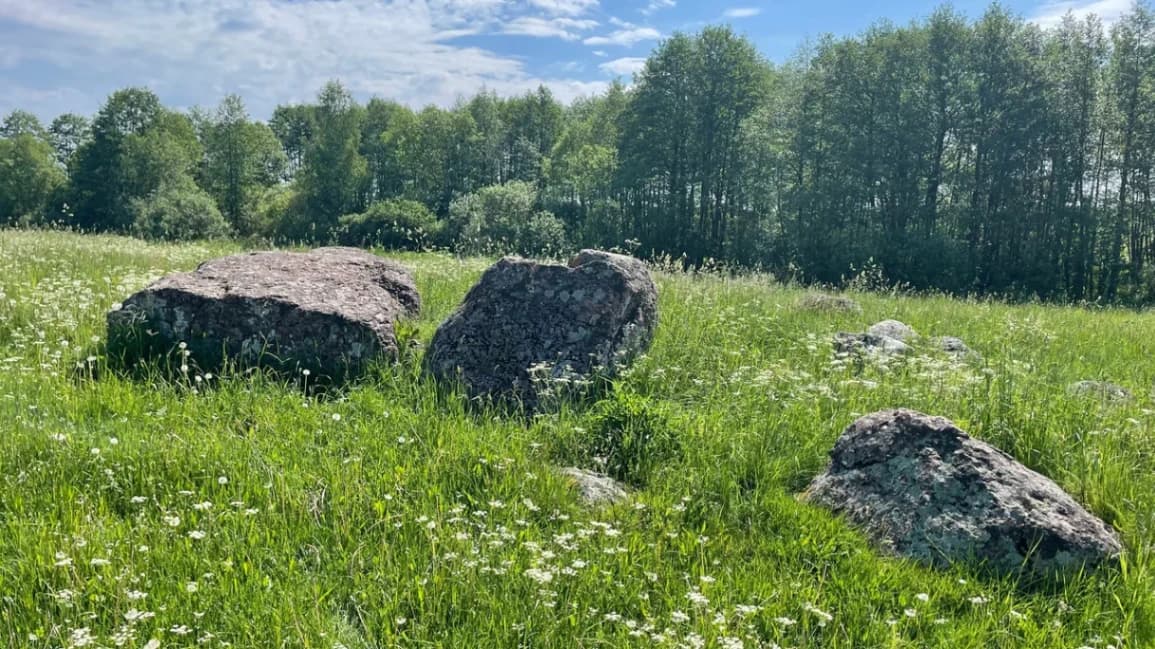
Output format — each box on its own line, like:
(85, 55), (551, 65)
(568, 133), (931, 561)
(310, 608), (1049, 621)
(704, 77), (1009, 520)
(0, 0), (1134, 122)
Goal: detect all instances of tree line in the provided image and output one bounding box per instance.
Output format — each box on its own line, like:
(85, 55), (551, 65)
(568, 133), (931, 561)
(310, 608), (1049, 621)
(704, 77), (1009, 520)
(3, 3), (1155, 303)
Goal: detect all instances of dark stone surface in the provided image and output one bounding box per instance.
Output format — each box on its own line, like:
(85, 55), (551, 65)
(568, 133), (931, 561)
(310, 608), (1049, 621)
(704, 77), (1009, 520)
(805, 409), (1121, 577)
(425, 249), (657, 408)
(107, 247), (419, 380)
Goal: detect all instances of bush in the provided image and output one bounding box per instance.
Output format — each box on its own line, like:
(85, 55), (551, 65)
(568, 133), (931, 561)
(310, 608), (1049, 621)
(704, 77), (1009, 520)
(447, 181), (569, 256)
(337, 199), (441, 250)
(130, 177), (231, 241)
(584, 390), (682, 486)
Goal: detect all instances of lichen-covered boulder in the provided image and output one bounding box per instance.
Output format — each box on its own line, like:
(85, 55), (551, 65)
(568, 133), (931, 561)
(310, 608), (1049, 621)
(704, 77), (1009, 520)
(425, 249), (657, 408)
(867, 319), (917, 342)
(805, 410), (1121, 578)
(935, 336), (980, 359)
(833, 332), (910, 356)
(107, 247), (419, 380)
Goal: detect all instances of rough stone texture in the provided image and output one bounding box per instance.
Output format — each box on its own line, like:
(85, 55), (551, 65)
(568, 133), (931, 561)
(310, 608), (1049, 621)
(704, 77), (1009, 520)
(559, 467), (629, 506)
(1068, 380), (1132, 403)
(833, 332), (910, 356)
(425, 249), (658, 408)
(107, 247), (419, 380)
(935, 336), (978, 358)
(867, 319), (917, 342)
(798, 293), (862, 313)
(805, 409), (1122, 577)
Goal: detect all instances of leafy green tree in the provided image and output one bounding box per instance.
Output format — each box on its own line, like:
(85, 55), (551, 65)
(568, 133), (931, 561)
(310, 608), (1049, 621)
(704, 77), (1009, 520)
(337, 198), (442, 250)
(0, 134), (66, 224)
(130, 176), (231, 241)
(198, 95), (288, 234)
(448, 181), (567, 255)
(48, 113), (91, 168)
(1, 110), (45, 139)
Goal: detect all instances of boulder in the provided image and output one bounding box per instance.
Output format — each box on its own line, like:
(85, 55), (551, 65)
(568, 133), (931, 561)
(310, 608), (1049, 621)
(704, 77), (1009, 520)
(867, 319), (917, 342)
(559, 467), (629, 506)
(107, 247), (419, 380)
(833, 332), (910, 356)
(798, 293), (861, 313)
(805, 409), (1121, 577)
(1068, 380), (1131, 403)
(425, 250), (657, 408)
(935, 336), (979, 359)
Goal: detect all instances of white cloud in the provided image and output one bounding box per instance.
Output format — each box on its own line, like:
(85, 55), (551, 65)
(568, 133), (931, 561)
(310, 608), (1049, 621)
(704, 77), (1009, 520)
(528, 0), (599, 16)
(503, 16), (598, 40)
(583, 27), (661, 47)
(592, 50), (609, 57)
(1030, 0), (1131, 28)
(599, 57), (646, 76)
(723, 7), (762, 19)
(642, 0), (676, 16)
(0, 0), (607, 119)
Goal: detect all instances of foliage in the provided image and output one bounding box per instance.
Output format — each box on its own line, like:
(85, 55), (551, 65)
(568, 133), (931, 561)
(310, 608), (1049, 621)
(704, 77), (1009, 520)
(448, 181), (568, 256)
(584, 389), (682, 486)
(337, 198), (442, 250)
(130, 177), (231, 241)
(0, 133), (66, 225)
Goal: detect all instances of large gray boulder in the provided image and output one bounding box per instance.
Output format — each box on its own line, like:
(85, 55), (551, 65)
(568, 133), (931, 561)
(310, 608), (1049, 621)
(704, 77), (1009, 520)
(833, 332), (910, 357)
(805, 409), (1121, 577)
(425, 249), (657, 408)
(107, 247), (419, 380)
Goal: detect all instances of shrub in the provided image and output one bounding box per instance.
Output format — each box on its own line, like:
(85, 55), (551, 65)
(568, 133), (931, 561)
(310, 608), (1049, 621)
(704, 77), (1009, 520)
(337, 199), (441, 250)
(447, 181), (569, 256)
(130, 177), (231, 241)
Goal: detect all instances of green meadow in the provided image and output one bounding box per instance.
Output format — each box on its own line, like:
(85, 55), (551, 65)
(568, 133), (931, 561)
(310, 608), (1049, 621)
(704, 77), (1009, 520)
(1, 229), (1152, 648)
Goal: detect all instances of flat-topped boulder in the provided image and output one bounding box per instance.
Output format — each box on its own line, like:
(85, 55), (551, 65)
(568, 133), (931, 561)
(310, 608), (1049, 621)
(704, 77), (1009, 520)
(107, 247), (419, 380)
(425, 249), (657, 408)
(805, 409), (1121, 578)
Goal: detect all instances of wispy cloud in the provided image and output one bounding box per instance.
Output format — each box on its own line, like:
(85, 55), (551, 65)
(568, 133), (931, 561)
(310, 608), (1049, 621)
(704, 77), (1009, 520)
(584, 27), (661, 47)
(599, 56), (646, 76)
(641, 0), (675, 15)
(723, 7), (762, 19)
(1029, 0), (1131, 28)
(503, 16), (598, 40)
(0, 0), (609, 119)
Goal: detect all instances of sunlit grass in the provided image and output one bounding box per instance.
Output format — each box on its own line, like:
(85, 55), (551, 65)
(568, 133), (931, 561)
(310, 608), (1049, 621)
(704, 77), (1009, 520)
(0, 229), (1152, 648)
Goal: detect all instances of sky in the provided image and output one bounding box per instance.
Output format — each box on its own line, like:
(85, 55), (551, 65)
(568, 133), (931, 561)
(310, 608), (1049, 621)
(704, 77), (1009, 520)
(0, 0), (1137, 122)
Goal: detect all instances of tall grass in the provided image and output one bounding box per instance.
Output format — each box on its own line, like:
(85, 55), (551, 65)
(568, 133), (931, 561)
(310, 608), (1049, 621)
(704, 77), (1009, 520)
(0, 229), (1151, 648)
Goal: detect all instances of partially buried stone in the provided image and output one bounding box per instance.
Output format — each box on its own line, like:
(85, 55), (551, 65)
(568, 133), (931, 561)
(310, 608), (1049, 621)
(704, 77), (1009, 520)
(804, 409), (1122, 578)
(558, 467), (629, 506)
(833, 332), (910, 356)
(425, 249), (657, 409)
(798, 293), (861, 313)
(1068, 380), (1131, 403)
(106, 247), (419, 381)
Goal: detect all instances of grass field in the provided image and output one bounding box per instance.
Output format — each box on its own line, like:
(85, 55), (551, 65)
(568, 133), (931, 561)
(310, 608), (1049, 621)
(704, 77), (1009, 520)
(1, 229), (1153, 648)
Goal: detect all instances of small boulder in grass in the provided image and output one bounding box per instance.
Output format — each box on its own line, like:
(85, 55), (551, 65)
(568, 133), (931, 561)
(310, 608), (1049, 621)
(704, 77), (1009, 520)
(833, 332), (910, 357)
(1068, 381), (1131, 403)
(866, 319), (917, 342)
(804, 409), (1122, 578)
(935, 336), (981, 360)
(798, 293), (861, 313)
(559, 467), (629, 506)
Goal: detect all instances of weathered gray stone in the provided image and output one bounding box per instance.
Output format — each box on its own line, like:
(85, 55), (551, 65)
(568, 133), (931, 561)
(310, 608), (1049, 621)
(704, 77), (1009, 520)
(867, 319), (917, 342)
(798, 293), (861, 313)
(425, 249), (657, 408)
(935, 335), (978, 358)
(805, 409), (1122, 577)
(107, 247), (419, 380)
(559, 467), (629, 506)
(833, 332), (910, 356)
(1068, 380), (1131, 403)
